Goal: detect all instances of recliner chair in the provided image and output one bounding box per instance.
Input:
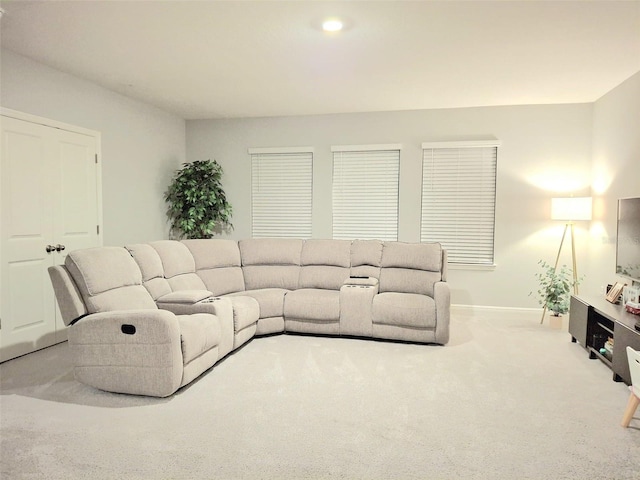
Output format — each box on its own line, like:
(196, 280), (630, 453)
(48, 246), (233, 397)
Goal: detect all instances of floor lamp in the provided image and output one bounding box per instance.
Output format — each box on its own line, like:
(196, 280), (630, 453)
(540, 196), (592, 324)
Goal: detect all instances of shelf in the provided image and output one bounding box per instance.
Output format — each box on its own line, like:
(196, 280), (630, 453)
(589, 347), (613, 368)
(595, 321), (614, 335)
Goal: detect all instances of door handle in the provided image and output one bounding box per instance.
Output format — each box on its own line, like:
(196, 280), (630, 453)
(55, 244), (66, 252)
(45, 245), (56, 253)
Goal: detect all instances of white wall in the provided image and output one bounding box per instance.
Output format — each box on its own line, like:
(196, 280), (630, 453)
(187, 103), (593, 308)
(0, 50), (185, 246)
(586, 71), (640, 296)
(5, 47), (633, 309)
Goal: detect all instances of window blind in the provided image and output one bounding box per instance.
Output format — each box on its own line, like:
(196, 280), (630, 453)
(332, 147), (400, 241)
(421, 144), (498, 265)
(250, 150), (313, 238)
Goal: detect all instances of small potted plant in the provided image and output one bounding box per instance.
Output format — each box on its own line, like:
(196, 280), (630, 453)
(165, 159), (233, 239)
(532, 260), (580, 317)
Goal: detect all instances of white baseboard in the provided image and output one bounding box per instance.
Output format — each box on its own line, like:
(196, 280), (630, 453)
(451, 304), (541, 320)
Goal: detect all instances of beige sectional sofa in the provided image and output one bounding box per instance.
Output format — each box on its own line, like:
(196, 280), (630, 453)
(49, 238), (450, 397)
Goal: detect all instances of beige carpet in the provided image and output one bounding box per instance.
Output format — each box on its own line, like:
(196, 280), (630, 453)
(1, 309), (638, 479)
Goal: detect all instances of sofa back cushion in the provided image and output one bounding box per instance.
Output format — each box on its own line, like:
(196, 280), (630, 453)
(65, 246), (157, 313)
(125, 243), (172, 300)
(149, 240), (208, 291)
(182, 239), (245, 295)
(350, 239), (383, 279)
(299, 239), (351, 290)
(378, 242), (443, 296)
(239, 238), (302, 290)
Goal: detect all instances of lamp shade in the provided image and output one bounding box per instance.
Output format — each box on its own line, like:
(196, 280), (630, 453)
(551, 197), (592, 221)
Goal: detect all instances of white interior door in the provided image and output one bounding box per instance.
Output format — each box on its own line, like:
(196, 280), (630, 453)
(52, 128), (100, 341)
(1, 117), (56, 362)
(0, 113), (101, 362)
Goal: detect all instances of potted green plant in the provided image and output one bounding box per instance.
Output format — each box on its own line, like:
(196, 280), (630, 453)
(165, 159), (233, 239)
(532, 260), (580, 316)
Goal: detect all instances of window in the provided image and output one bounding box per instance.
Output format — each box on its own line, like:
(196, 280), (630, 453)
(421, 141), (499, 265)
(332, 144), (400, 241)
(249, 147), (313, 238)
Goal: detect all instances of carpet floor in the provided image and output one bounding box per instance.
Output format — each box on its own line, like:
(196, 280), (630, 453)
(1, 309), (638, 479)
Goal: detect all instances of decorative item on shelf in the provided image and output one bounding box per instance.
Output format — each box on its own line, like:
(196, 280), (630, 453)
(624, 285), (640, 315)
(626, 301), (640, 316)
(164, 159), (233, 239)
(606, 282), (626, 304)
(532, 260), (582, 323)
(623, 285), (640, 305)
(605, 337), (614, 356)
(598, 336), (614, 361)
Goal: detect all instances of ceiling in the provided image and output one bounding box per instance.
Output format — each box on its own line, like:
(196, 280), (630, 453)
(1, 1), (639, 120)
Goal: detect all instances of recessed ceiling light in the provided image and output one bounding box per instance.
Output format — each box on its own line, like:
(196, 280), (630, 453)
(322, 19), (343, 32)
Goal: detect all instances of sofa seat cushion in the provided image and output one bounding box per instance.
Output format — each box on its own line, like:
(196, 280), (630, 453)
(284, 289), (340, 322)
(177, 314), (221, 365)
(226, 296), (260, 332)
(227, 289), (287, 319)
(372, 292), (436, 329)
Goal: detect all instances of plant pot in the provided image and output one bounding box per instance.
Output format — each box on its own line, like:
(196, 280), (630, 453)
(547, 313), (564, 330)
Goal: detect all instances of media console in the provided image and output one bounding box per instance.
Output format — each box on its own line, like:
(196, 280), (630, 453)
(569, 294), (640, 385)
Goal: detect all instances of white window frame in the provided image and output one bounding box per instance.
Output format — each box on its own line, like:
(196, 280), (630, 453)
(421, 140), (499, 267)
(331, 144), (401, 241)
(249, 146), (313, 238)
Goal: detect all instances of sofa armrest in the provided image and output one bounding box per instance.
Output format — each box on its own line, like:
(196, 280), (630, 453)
(156, 290), (213, 304)
(343, 276), (379, 287)
(434, 281), (451, 345)
(48, 265), (88, 326)
(340, 281), (378, 337)
(68, 309), (184, 397)
(156, 296), (232, 320)
(157, 296), (234, 357)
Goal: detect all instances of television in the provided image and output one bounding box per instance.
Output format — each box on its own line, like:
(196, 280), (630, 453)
(616, 197), (640, 286)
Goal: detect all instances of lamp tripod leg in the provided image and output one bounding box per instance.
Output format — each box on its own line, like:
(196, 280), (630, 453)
(540, 305), (547, 324)
(570, 223), (578, 295)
